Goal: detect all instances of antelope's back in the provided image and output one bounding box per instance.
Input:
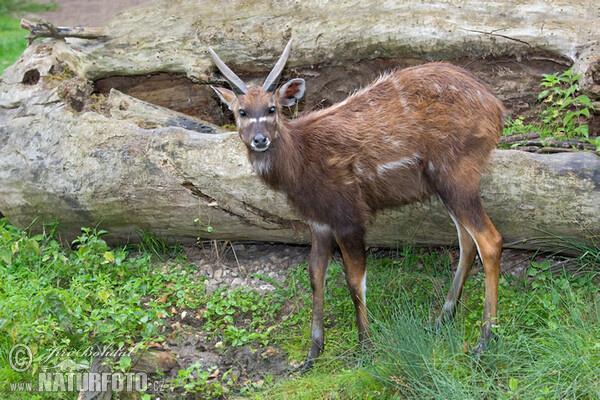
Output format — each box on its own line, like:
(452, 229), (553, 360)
(292, 62), (506, 215)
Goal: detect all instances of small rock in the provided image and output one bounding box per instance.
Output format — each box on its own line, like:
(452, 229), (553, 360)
(231, 277), (243, 287)
(259, 284), (275, 292)
(232, 244), (245, 252)
(171, 321), (182, 330)
(200, 264), (214, 278)
(181, 311), (188, 321)
(263, 346), (277, 357)
(215, 341), (224, 349)
(213, 268), (223, 279)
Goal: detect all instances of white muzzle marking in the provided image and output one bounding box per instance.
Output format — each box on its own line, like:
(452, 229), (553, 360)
(251, 140), (270, 152)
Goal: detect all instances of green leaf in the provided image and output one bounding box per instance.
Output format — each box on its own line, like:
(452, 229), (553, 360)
(1, 250), (12, 264)
(562, 113), (574, 126)
(559, 97), (572, 110)
(575, 125), (589, 138)
(509, 377), (519, 391)
(578, 108), (591, 118)
(103, 251), (115, 263)
(564, 85), (576, 97)
(574, 94), (594, 109)
(537, 90), (550, 99)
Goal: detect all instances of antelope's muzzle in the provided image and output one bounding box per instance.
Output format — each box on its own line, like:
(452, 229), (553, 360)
(251, 133), (270, 152)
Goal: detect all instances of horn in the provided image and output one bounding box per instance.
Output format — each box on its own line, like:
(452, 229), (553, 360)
(208, 47), (248, 95)
(262, 39), (293, 93)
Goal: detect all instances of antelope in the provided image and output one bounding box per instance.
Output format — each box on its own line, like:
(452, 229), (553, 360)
(209, 40), (504, 370)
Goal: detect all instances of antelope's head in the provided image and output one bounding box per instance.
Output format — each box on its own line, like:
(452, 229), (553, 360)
(209, 40), (305, 152)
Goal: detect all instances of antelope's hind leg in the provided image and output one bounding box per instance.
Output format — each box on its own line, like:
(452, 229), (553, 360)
(300, 223), (335, 372)
(436, 213), (478, 327)
(440, 193), (502, 354)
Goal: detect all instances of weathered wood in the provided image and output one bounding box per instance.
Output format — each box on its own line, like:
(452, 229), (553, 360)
(499, 132), (541, 144)
(1, 0), (599, 252)
(21, 19), (107, 44)
(513, 139), (597, 151)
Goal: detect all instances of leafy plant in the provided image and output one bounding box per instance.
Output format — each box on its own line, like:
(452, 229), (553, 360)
(169, 363), (226, 396)
(502, 116), (546, 138)
(0, 220), (182, 393)
(135, 229), (182, 260)
(537, 67), (595, 138)
(502, 67), (596, 141)
(201, 287), (280, 346)
(588, 136), (600, 152)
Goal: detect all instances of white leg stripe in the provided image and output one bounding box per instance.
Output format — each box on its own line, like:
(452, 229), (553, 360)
(361, 271), (367, 304)
(310, 221), (332, 235)
(449, 213), (465, 267)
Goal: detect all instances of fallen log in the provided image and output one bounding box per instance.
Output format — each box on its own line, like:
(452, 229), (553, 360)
(0, 88), (598, 251)
(1, 0), (599, 252)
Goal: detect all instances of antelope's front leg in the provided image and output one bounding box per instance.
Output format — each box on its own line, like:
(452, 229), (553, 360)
(301, 222), (335, 372)
(335, 226), (371, 350)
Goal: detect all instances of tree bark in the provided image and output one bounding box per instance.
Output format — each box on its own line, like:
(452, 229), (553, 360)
(0, 0), (599, 251)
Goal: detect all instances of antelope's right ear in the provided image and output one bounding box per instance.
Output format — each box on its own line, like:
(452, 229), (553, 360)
(278, 78), (306, 106)
(210, 85), (237, 110)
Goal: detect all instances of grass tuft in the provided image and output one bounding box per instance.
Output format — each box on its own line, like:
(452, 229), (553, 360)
(363, 273), (600, 399)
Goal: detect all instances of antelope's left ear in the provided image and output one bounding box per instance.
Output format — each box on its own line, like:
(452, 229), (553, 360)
(278, 78), (306, 106)
(210, 85), (237, 110)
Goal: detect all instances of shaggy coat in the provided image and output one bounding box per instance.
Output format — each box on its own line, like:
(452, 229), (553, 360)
(210, 45), (505, 370)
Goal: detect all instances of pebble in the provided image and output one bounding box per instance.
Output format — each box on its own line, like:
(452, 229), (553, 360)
(231, 278), (243, 287)
(184, 243), (311, 293)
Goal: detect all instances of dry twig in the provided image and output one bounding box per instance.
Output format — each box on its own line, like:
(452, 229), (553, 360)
(21, 18), (107, 45)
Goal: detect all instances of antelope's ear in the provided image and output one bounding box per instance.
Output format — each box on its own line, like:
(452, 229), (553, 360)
(278, 78), (305, 106)
(210, 85), (237, 110)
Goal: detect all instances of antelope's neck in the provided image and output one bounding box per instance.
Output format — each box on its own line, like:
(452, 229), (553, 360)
(248, 122), (302, 191)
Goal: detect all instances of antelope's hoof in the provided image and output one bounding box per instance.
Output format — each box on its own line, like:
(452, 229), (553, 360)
(471, 331), (499, 359)
(296, 358), (316, 374)
(428, 316), (449, 335)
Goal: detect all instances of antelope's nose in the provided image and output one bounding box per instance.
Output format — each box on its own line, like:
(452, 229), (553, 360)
(251, 134), (270, 151)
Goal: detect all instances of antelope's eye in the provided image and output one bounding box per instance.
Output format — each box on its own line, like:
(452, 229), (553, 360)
(239, 109), (246, 116)
(268, 107), (276, 114)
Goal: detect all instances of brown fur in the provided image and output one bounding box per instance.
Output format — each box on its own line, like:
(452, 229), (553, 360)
(254, 64), (504, 231)
(214, 61), (505, 369)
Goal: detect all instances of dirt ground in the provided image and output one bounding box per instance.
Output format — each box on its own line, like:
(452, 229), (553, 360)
(29, 0), (154, 26)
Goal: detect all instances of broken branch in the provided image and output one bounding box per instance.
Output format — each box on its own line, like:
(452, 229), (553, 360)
(499, 132), (541, 144)
(506, 138), (596, 151)
(20, 18), (108, 45)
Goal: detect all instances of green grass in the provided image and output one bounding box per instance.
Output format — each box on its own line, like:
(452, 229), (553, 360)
(364, 275), (600, 399)
(0, 15), (27, 75)
(0, 218), (598, 399)
(0, 1), (58, 75)
(261, 247), (600, 399)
